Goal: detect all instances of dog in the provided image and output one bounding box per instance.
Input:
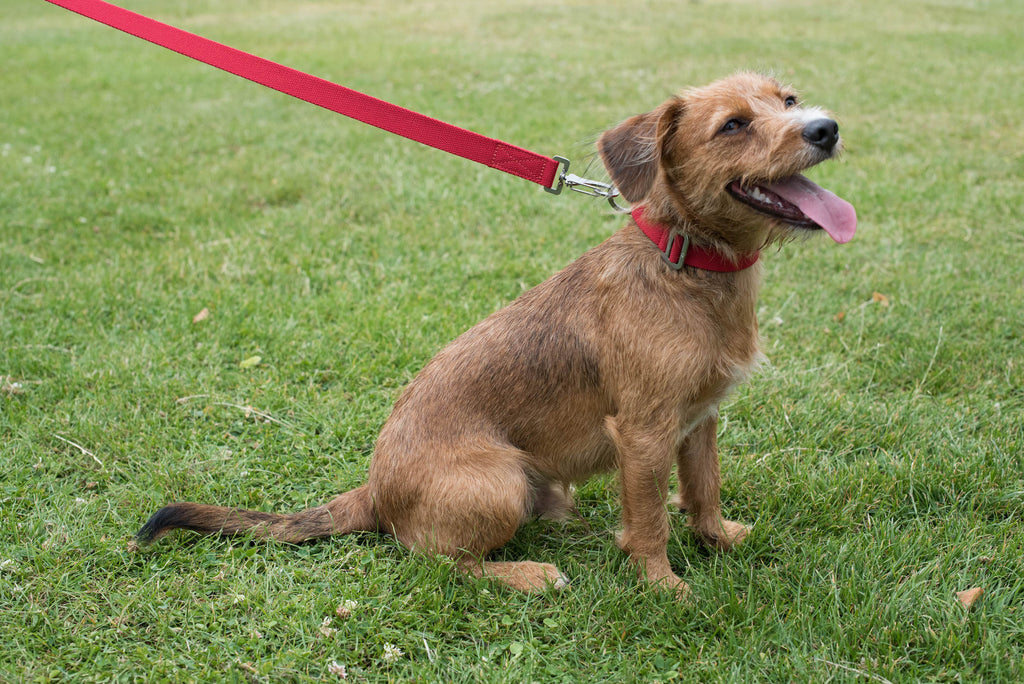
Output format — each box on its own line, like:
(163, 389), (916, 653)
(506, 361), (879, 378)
(135, 72), (856, 599)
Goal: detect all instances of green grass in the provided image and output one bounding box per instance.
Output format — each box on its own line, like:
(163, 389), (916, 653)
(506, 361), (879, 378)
(2, 0), (1022, 681)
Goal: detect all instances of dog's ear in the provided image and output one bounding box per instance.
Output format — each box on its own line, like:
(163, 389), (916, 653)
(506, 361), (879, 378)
(598, 111), (660, 203)
(598, 98), (685, 203)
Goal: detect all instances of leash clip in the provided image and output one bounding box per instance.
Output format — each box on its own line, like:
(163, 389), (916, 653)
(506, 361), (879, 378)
(545, 156), (630, 213)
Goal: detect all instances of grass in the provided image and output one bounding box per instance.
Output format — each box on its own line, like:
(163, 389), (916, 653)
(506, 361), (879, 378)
(2, 0), (1022, 681)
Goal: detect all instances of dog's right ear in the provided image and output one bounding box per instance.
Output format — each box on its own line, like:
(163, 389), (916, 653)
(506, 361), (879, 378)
(598, 98), (684, 203)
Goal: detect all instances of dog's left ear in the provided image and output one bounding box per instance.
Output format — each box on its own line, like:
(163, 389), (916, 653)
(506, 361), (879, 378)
(598, 98), (684, 203)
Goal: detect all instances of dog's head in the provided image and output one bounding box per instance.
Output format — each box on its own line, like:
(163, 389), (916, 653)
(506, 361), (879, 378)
(599, 72), (856, 253)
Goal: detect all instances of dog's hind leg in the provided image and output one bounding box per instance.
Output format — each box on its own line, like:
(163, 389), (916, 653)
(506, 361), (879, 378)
(672, 414), (750, 550)
(380, 445), (568, 593)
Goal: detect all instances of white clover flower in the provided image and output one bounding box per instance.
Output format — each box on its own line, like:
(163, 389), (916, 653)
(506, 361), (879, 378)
(327, 661), (347, 678)
(335, 599), (358, 619)
(382, 643), (404, 663)
(319, 616), (337, 638)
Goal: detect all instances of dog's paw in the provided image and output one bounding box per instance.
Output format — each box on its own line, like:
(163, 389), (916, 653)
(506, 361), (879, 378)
(535, 562), (570, 591)
(649, 573), (693, 603)
(719, 519), (750, 547)
(517, 562), (570, 592)
(695, 519), (751, 551)
(472, 560), (569, 593)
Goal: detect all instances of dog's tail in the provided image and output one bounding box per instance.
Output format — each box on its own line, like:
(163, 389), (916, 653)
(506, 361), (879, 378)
(134, 485), (378, 545)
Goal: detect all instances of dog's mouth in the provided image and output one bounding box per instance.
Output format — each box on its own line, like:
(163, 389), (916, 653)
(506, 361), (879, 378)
(727, 175), (857, 243)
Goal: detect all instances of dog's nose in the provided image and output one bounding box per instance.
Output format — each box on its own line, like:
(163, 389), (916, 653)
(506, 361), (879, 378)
(802, 118), (839, 152)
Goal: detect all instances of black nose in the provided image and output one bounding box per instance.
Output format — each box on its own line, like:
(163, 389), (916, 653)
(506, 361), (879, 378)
(802, 118), (839, 152)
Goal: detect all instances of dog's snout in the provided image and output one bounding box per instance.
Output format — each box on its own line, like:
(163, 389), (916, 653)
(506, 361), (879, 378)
(802, 118), (839, 152)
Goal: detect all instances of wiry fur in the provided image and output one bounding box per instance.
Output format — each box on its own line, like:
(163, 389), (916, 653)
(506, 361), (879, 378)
(137, 72), (846, 598)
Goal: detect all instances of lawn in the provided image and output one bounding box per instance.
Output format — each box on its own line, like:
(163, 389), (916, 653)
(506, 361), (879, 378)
(1, 0), (1022, 681)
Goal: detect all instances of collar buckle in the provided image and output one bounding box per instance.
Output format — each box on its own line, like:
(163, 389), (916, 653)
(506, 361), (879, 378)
(661, 229), (690, 270)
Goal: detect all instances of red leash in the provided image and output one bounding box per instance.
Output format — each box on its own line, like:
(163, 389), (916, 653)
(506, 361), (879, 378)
(48, 1), (768, 272)
(44, 0), (590, 193)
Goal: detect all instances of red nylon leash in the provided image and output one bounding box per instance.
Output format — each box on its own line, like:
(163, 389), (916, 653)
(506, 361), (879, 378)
(43, 0), (569, 189)
(43, 0), (767, 272)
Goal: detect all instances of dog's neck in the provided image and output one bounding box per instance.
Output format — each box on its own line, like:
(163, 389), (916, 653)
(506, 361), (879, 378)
(631, 206), (760, 272)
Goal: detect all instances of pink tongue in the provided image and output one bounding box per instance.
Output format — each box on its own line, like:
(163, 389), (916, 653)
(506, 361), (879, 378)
(765, 174), (857, 244)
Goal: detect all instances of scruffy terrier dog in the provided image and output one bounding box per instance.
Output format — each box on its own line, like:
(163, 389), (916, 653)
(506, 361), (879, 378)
(136, 72), (856, 599)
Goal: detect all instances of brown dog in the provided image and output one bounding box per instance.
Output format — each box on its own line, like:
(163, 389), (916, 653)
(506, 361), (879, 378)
(136, 72), (856, 598)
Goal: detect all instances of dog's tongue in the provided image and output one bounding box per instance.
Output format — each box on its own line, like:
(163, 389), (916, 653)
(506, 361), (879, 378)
(765, 174), (857, 243)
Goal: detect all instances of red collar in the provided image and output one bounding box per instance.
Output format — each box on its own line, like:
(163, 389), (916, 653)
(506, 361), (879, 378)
(632, 206), (760, 272)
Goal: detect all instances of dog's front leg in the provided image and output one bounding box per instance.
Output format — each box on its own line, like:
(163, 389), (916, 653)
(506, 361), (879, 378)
(671, 413), (750, 550)
(606, 415), (689, 599)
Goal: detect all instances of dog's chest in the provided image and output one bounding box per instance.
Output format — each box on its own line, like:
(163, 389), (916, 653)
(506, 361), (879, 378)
(654, 285), (763, 420)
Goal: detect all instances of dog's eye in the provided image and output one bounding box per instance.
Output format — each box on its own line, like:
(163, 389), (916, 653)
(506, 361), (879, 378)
(720, 118), (748, 134)
(784, 95), (798, 108)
